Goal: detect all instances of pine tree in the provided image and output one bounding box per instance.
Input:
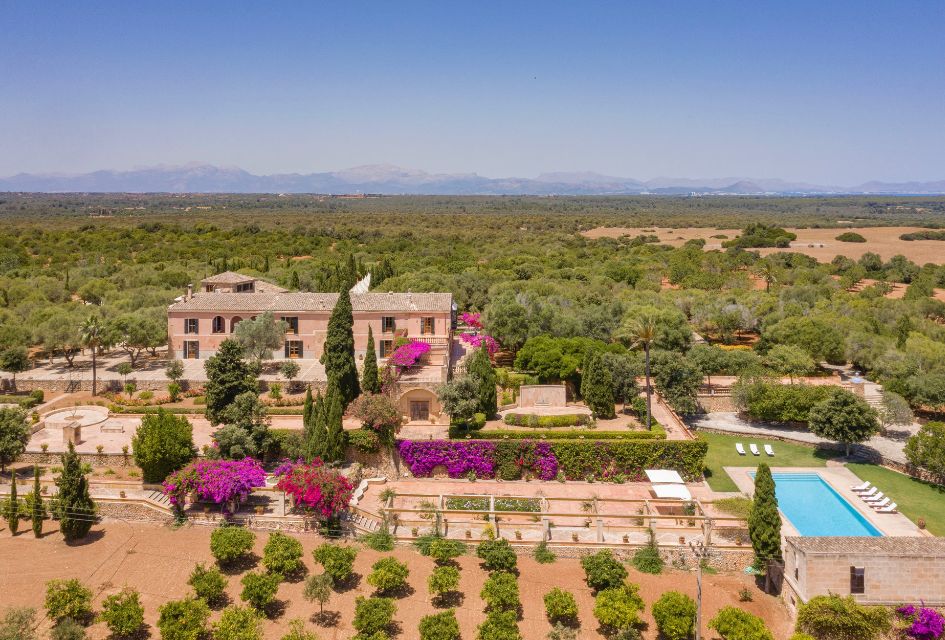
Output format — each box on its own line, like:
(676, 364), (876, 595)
(362, 326), (381, 394)
(748, 463), (782, 565)
(5, 469), (19, 535)
(302, 386), (314, 425)
(580, 352), (616, 419)
(30, 465), (44, 538)
(57, 442), (95, 541)
(466, 347), (498, 417)
(320, 287), (360, 407)
(203, 339), (258, 426)
(322, 384), (346, 464)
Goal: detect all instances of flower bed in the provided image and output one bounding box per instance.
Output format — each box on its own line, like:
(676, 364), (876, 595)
(398, 440), (496, 478)
(274, 459), (353, 519)
(449, 428), (666, 441)
(442, 496), (542, 513)
(503, 413), (592, 428)
(162, 458), (266, 510)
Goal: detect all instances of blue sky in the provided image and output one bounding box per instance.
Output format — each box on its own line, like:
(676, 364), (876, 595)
(2, 1), (943, 184)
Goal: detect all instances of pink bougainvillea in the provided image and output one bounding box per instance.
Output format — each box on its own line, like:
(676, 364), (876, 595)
(398, 440), (496, 478)
(162, 458), (266, 508)
(387, 340), (431, 370)
(459, 332), (499, 355)
(275, 460), (354, 519)
(459, 312), (483, 329)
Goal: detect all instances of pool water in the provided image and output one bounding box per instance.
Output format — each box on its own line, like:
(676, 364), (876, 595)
(762, 473), (883, 537)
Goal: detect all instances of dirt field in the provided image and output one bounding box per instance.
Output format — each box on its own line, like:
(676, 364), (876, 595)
(582, 226), (945, 264)
(0, 520), (794, 640)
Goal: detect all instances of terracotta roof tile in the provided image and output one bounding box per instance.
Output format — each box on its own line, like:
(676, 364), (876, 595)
(787, 536), (945, 555)
(169, 291), (453, 313)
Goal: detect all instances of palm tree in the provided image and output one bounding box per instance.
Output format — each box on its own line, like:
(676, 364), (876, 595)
(80, 316), (104, 396)
(621, 315), (657, 430)
(753, 259), (777, 292)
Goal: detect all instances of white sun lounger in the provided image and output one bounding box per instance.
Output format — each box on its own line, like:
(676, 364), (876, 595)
(764, 444), (775, 456)
(851, 480), (871, 492)
(864, 492), (885, 504)
(876, 502), (898, 514)
(750, 444), (761, 456)
(869, 497), (890, 510)
(736, 443), (747, 456)
(859, 486), (878, 498)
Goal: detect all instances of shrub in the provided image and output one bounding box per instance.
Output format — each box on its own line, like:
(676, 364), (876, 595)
(49, 619), (85, 640)
(352, 597), (395, 637)
(279, 619), (319, 640)
(502, 414), (591, 428)
(428, 565), (460, 599)
(795, 594), (890, 640)
(732, 380), (832, 423)
(156, 599), (210, 640)
(367, 557), (410, 595)
(476, 539), (517, 573)
(789, 635), (816, 640)
(210, 526), (256, 566)
(547, 622), (579, 640)
(835, 232), (867, 243)
(188, 563), (227, 606)
(239, 571), (280, 611)
(360, 530), (395, 551)
(551, 440), (707, 481)
(302, 573), (333, 614)
(262, 532), (304, 577)
(476, 610), (521, 640)
(480, 572), (520, 612)
(581, 550), (627, 591)
(533, 541), (556, 564)
(99, 589), (144, 638)
(593, 583), (645, 632)
(631, 534), (664, 574)
(419, 610), (460, 640)
(449, 428), (665, 441)
(543, 588), (578, 624)
(652, 591), (696, 640)
(213, 606), (262, 640)
(414, 534), (443, 556)
(0, 607), (36, 640)
(312, 543), (357, 584)
(44, 579), (93, 624)
(904, 421), (945, 478)
(348, 428), (381, 453)
(428, 538), (466, 564)
(709, 607), (773, 640)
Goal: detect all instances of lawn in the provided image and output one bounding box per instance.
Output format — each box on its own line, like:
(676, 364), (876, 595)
(845, 463), (945, 536)
(699, 431), (837, 491)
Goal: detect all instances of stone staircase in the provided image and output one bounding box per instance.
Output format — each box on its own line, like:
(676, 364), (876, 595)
(143, 489), (173, 511)
(345, 510), (383, 534)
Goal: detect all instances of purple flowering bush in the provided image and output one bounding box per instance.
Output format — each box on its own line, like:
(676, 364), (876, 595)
(398, 440), (496, 478)
(898, 604), (945, 639)
(163, 458), (266, 508)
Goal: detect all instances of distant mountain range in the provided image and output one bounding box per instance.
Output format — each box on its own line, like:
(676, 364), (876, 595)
(2, 163), (944, 195)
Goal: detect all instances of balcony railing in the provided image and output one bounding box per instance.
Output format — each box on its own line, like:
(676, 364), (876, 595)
(411, 335), (450, 346)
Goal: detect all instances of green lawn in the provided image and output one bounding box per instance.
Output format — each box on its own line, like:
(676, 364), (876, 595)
(699, 432), (837, 491)
(845, 463), (945, 536)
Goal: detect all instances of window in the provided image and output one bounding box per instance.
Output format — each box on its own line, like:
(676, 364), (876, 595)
(281, 316), (299, 334)
(212, 316), (225, 334)
(183, 341), (199, 359)
(410, 401), (430, 421)
(204, 284), (215, 292)
(381, 316), (396, 333)
(184, 318), (199, 334)
(235, 282), (255, 293)
(285, 340), (303, 359)
(850, 567), (865, 594)
(421, 317), (435, 335)
(230, 316), (243, 332)
(380, 340), (394, 358)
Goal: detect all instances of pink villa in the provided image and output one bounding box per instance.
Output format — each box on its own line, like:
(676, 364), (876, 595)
(167, 271), (456, 424)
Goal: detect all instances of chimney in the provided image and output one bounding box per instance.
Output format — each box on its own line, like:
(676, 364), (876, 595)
(186, 283), (193, 300)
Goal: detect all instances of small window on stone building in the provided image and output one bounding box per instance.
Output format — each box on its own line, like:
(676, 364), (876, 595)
(380, 340), (394, 358)
(382, 316), (396, 333)
(850, 567), (865, 594)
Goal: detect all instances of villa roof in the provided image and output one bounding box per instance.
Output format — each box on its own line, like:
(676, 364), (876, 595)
(201, 271), (256, 284)
(169, 291), (453, 313)
(787, 536), (945, 556)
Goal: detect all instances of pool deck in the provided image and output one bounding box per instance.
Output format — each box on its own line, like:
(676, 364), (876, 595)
(725, 465), (923, 537)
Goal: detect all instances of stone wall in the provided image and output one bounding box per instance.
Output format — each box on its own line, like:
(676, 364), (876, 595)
(697, 394), (736, 413)
(21, 451), (136, 468)
(97, 501), (174, 524)
(519, 385), (567, 408)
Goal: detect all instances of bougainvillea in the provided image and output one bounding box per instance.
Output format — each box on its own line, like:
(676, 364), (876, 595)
(459, 312), (483, 330)
(162, 458), (266, 508)
(398, 440), (496, 478)
(387, 340), (431, 370)
(459, 332), (500, 355)
(275, 460), (354, 519)
(899, 604), (945, 640)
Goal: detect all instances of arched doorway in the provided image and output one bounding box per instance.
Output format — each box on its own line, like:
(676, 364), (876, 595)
(230, 316), (243, 332)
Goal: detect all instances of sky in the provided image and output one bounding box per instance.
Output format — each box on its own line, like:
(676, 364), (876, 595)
(1, 1), (944, 185)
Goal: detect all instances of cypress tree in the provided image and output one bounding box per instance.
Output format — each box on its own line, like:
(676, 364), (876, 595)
(320, 287), (360, 407)
(748, 463), (782, 565)
(57, 442), (96, 541)
(466, 347), (498, 417)
(304, 391), (326, 462)
(362, 326), (381, 394)
(580, 352), (616, 419)
(5, 469), (18, 535)
(302, 386), (314, 425)
(290, 270), (301, 290)
(323, 384), (346, 464)
(30, 465), (44, 538)
(262, 255), (270, 272)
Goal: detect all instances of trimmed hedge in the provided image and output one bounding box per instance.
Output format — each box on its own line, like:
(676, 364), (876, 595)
(503, 413), (591, 428)
(109, 405), (304, 416)
(449, 428), (666, 441)
(551, 440), (707, 481)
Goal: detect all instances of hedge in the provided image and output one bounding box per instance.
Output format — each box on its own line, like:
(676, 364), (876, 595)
(503, 413), (592, 428)
(449, 428), (666, 441)
(551, 440), (707, 481)
(109, 405), (304, 416)
(732, 381), (832, 423)
(0, 394), (42, 409)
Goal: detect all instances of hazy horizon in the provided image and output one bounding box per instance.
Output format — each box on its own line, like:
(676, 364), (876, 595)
(2, 1), (944, 184)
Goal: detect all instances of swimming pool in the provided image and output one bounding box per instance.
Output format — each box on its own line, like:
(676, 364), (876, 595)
(760, 473), (883, 537)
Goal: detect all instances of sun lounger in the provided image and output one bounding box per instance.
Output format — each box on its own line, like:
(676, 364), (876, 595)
(859, 486), (878, 498)
(736, 443), (747, 456)
(864, 492), (885, 504)
(851, 480), (871, 492)
(764, 444), (774, 456)
(750, 444), (761, 456)
(876, 502), (898, 514)
(869, 498), (890, 510)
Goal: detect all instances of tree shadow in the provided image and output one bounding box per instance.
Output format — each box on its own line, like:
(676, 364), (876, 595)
(282, 564), (309, 584)
(376, 583), (415, 599)
(65, 529), (105, 546)
(333, 573), (361, 593)
(219, 554), (259, 575)
(262, 599), (288, 620)
(385, 621), (403, 638)
(311, 611), (340, 628)
(433, 591), (465, 609)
